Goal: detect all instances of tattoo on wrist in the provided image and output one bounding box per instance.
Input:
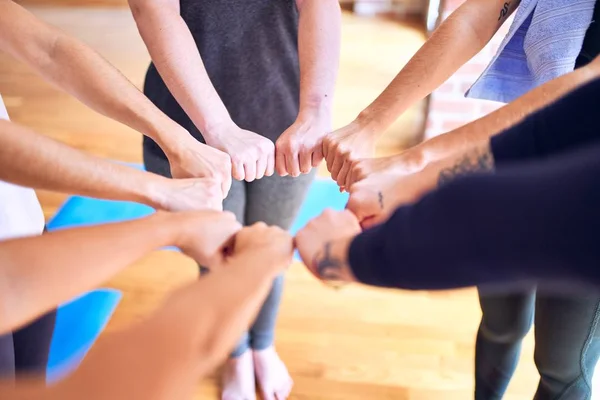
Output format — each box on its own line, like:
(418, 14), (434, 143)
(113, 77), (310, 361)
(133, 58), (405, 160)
(314, 242), (348, 284)
(438, 144), (495, 187)
(378, 191), (384, 210)
(498, 2), (511, 21)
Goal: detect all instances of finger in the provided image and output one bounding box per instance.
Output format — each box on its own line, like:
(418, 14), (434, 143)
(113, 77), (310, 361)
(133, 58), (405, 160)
(266, 152), (275, 176)
(276, 149), (288, 176)
(255, 155), (268, 180)
(221, 172), (232, 199)
(311, 144), (324, 167)
(286, 152), (301, 177)
(322, 139), (329, 159)
(336, 160), (351, 187)
(299, 150), (312, 174)
(330, 155), (344, 182)
(346, 193), (376, 222)
(326, 146), (337, 172)
(232, 161), (245, 181)
(244, 161), (257, 182)
(344, 162), (356, 190)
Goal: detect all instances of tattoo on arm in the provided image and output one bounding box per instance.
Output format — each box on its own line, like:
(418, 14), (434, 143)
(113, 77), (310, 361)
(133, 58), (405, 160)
(437, 143), (495, 187)
(498, 2), (511, 21)
(378, 191), (384, 210)
(314, 241), (347, 284)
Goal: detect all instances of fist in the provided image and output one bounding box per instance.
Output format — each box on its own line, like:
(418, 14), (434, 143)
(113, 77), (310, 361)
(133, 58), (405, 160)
(206, 125), (275, 182)
(174, 210), (242, 266)
(275, 114), (331, 177)
(322, 121), (377, 188)
(295, 209), (360, 283)
(233, 223), (294, 273)
(167, 139), (232, 198)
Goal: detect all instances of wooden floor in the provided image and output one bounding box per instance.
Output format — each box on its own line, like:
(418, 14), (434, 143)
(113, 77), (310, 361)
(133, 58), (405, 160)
(0, 6), (537, 399)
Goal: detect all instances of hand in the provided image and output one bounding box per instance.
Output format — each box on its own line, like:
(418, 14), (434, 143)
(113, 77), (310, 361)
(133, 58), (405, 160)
(205, 123), (275, 182)
(295, 209), (360, 283)
(166, 137), (232, 198)
(275, 112), (331, 177)
(152, 177), (223, 212)
(347, 150), (425, 189)
(172, 210), (242, 266)
(322, 120), (377, 188)
(347, 169), (432, 228)
(232, 222), (294, 273)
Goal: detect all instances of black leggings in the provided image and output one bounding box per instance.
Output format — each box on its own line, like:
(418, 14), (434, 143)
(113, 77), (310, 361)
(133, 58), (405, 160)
(0, 310), (56, 379)
(0, 226), (56, 380)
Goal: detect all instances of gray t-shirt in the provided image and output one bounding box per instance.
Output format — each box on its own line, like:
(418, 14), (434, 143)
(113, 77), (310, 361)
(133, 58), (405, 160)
(143, 0), (300, 158)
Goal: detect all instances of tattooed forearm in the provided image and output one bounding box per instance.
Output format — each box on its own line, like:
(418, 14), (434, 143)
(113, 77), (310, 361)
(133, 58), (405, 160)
(498, 2), (511, 21)
(378, 191), (384, 210)
(437, 143), (495, 186)
(313, 241), (350, 286)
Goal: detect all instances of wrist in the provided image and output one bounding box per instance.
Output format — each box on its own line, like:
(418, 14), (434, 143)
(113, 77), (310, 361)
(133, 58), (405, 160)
(197, 116), (237, 144)
(353, 111), (383, 139)
(313, 236), (356, 284)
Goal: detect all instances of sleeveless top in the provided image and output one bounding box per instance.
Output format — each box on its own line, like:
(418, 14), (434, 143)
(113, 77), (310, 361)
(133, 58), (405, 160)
(0, 95), (45, 240)
(143, 0), (301, 159)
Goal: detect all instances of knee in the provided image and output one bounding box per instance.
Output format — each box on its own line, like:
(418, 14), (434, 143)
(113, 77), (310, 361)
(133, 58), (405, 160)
(479, 315), (532, 344)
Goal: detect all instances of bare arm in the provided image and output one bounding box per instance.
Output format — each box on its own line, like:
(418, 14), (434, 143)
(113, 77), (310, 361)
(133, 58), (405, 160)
(128, 0), (275, 182)
(358, 0), (519, 135)
(128, 0), (231, 139)
(0, 120), (162, 208)
(0, 0), (190, 154)
(412, 56), (600, 163)
(0, 224), (291, 400)
(0, 210), (240, 334)
(324, 0), (518, 185)
(0, 0), (232, 193)
(275, 0), (342, 176)
(0, 120), (224, 212)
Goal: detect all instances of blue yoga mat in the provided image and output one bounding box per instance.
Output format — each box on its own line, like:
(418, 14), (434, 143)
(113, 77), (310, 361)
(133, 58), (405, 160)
(47, 289), (122, 383)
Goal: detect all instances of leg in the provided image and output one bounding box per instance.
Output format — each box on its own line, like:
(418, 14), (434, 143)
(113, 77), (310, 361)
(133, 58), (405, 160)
(143, 151), (255, 399)
(475, 287), (535, 400)
(0, 332), (15, 380)
(532, 289), (600, 400)
(13, 309), (56, 379)
(245, 171), (315, 400)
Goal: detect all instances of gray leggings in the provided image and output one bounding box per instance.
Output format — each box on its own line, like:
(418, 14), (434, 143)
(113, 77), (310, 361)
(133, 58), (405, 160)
(144, 151), (315, 356)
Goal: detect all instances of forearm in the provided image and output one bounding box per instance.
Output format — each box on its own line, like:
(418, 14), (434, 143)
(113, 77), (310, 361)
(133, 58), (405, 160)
(348, 143), (600, 290)
(296, 0), (341, 120)
(0, 120), (166, 208)
(0, 212), (179, 333)
(415, 56), (600, 163)
(150, 253), (283, 374)
(357, 0), (517, 136)
(129, 2), (232, 139)
(0, 0), (189, 153)
(41, 253), (283, 400)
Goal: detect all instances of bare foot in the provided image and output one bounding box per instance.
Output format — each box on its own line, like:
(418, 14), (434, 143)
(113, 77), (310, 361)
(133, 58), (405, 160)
(253, 347), (293, 400)
(221, 350), (256, 400)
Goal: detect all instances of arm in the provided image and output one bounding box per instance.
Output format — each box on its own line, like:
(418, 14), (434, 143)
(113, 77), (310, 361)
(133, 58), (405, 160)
(128, 0), (274, 182)
(408, 56), (600, 166)
(324, 0), (519, 184)
(347, 64), (600, 188)
(275, 0), (342, 177)
(0, 224), (291, 400)
(299, 142), (600, 291)
(0, 211), (240, 334)
(0, 0), (231, 193)
(0, 120), (222, 212)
